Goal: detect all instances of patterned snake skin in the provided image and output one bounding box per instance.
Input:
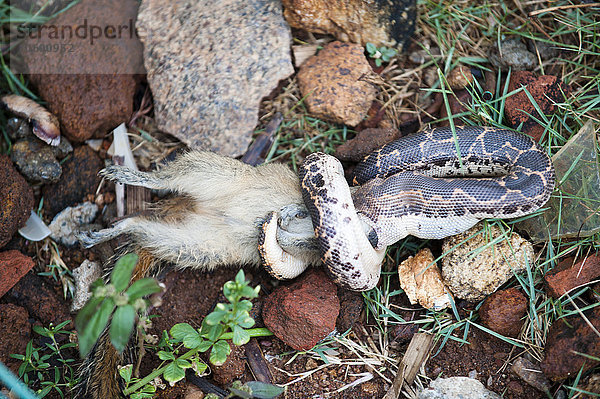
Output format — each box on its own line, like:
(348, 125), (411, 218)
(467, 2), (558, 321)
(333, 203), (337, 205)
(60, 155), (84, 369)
(299, 126), (556, 290)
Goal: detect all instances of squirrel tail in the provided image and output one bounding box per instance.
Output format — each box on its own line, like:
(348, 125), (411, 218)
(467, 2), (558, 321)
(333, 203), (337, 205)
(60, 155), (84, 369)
(73, 248), (158, 399)
(73, 332), (125, 399)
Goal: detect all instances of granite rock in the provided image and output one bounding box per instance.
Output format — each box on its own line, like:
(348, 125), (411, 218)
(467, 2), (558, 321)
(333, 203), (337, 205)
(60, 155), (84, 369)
(0, 155), (33, 248)
(71, 259), (102, 311)
(511, 357), (551, 393)
(418, 376), (501, 399)
(441, 223), (534, 302)
(282, 0), (416, 50)
(489, 38), (537, 71)
(137, 0), (294, 157)
(297, 41), (377, 126)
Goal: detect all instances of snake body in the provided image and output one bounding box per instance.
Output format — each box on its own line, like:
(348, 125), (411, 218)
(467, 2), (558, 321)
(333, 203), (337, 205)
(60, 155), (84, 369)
(299, 126), (555, 290)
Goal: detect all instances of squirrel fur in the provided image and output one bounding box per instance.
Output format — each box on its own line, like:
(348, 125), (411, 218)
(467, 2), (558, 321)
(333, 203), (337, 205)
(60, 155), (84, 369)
(74, 151), (322, 398)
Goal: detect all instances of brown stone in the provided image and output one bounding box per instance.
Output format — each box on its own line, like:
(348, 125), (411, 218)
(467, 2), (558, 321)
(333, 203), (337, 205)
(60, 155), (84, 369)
(0, 250), (35, 298)
(541, 307), (600, 381)
(20, 0), (142, 142)
(335, 128), (401, 162)
(210, 343), (246, 385)
(282, 0), (417, 50)
(447, 65), (475, 90)
(479, 287), (528, 338)
(545, 254), (600, 298)
(297, 41), (377, 126)
(0, 303), (30, 373)
(439, 90), (472, 126)
(505, 71), (569, 142)
(0, 155), (33, 248)
(42, 146), (103, 218)
(5, 272), (71, 327)
(262, 268), (339, 351)
(336, 288), (363, 332)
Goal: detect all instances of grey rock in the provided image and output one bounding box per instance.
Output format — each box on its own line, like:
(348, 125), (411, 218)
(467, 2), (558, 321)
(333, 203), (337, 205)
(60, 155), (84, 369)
(49, 202), (99, 246)
(71, 260), (102, 311)
(489, 38), (537, 71)
(137, 0), (294, 157)
(10, 138), (62, 183)
(511, 357), (551, 393)
(418, 377), (501, 399)
(51, 136), (73, 160)
(7, 117), (32, 141)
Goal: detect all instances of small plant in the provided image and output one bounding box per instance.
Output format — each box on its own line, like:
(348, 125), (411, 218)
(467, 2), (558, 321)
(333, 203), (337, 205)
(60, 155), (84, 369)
(122, 269), (273, 396)
(10, 320), (79, 398)
(365, 42), (397, 67)
(76, 253), (163, 357)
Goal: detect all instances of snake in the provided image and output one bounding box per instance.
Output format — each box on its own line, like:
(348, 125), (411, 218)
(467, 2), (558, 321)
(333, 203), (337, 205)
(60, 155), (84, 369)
(297, 126), (555, 291)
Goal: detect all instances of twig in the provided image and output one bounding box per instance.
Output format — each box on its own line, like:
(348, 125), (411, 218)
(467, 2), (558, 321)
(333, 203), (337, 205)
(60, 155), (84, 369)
(382, 333), (434, 399)
(529, 3), (600, 17)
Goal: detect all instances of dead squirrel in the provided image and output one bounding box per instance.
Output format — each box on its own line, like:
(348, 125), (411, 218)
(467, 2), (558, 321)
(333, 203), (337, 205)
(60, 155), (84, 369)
(74, 150), (323, 398)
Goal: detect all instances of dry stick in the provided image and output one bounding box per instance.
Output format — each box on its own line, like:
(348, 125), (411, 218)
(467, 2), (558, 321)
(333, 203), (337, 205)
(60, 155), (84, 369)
(382, 333), (434, 399)
(245, 338), (273, 384)
(529, 3), (600, 17)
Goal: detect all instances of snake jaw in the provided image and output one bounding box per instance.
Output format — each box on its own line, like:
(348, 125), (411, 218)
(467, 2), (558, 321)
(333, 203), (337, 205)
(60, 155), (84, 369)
(258, 211), (310, 280)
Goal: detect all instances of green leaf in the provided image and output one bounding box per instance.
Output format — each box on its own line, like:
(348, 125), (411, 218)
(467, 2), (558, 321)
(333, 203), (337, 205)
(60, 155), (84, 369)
(204, 309), (227, 325)
(375, 58), (382, 67)
(90, 278), (105, 292)
(110, 304), (136, 353)
(232, 325), (250, 346)
(78, 297), (115, 357)
(75, 296), (104, 332)
(158, 350), (176, 361)
(236, 299), (253, 313)
(110, 253), (139, 292)
(170, 323), (199, 341)
(245, 381), (285, 399)
(209, 340), (231, 366)
(183, 334), (206, 350)
(235, 269), (246, 285)
(174, 358), (192, 369)
(366, 42), (376, 54)
(201, 321), (224, 342)
(241, 286), (260, 299)
(126, 278), (162, 300)
(118, 364), (133, 383)
(235, 316), (255, 329)
(163, 361), (185, 384)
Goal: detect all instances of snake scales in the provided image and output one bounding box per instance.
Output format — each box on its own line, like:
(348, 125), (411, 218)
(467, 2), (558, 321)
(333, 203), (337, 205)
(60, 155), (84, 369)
(297, 126), (555, 291)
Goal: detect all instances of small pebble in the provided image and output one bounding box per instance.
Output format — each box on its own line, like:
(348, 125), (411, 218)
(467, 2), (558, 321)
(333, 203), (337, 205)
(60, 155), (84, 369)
(49, 202), (99, 246)
(71, 260), (102, 311)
